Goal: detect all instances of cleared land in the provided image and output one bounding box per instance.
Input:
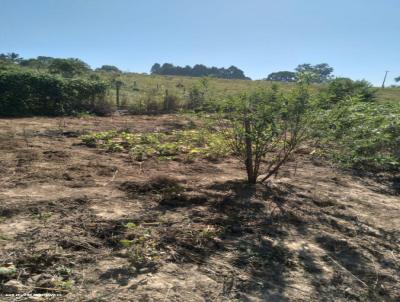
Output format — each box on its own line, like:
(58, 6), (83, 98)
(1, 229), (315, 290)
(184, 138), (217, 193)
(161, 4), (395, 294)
(0, 115), (399, 301)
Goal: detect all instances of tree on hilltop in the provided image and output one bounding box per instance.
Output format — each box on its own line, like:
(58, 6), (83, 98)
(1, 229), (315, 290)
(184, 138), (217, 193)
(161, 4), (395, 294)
(295, 63), (334, 83)
(96, 65), (121, 73)
(266, 71), (297, 82)
(150, 63), (250, 79)
(48, 58), (91, 78)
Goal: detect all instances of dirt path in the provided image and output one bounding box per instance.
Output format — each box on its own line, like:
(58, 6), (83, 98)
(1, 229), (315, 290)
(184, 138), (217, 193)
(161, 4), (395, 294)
(0, 115), (399, 301)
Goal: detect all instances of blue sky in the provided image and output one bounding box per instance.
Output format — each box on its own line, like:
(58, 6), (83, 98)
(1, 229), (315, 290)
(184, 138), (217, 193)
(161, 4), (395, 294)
(1, 0), (399, 85)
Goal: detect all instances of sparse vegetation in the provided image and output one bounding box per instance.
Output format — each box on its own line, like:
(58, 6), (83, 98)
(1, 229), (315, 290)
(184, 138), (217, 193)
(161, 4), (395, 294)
(80, 127), (230, 161)
(1, 0), (400, 297)
(1, 53), (400, 302)
(1, 113), (399, 301)
(121, 223), (160, 269)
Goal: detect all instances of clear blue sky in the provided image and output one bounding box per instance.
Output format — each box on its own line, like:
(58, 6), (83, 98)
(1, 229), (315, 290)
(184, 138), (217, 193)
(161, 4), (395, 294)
(1, 0), (399, 85)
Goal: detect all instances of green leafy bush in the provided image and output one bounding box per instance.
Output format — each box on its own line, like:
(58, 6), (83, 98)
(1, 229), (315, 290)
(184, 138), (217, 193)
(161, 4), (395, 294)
(318, 78), (376, 108)
(187, 85), (205, 110)
(0, 70), (109, 116)
(163, 91), (180, 112)
(313, 98), (400, 171)
(217, 83), (312, 183)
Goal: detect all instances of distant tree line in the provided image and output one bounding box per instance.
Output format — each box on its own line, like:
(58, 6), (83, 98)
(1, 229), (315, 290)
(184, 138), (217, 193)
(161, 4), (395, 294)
(266, 63), (334, 83)
(0, 53), (122, 75)
(150, 63), (250, 80)
(2, 53), (400, 85)
(0, 52), (22, 64)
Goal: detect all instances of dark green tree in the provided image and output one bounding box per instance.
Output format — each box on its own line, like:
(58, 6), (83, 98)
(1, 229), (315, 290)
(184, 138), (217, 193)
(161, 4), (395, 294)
(48, 58), (91, 77)
(192, 64), (208, 77)
(226, 66), (247, 79)
(266, 71), (297, 82)
(0, 52), (22, 64)
(36, 56), (55, 66)
(96, 65), (121, 73)
(295, 63), (334, 83)
(322, 78), (376, 106)
(150, 63), (249, 79)
(19, 59), (42, 69)
(159, 63), (174, 75)
(150, 63), (161, 74)
(19, 56), (55, 69)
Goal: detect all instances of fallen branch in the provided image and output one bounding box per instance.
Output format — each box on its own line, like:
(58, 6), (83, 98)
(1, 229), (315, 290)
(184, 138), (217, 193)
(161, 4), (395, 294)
(29, 285), (69, 293)
(103, 170), (119, 186)
(326, 254), (368, 288)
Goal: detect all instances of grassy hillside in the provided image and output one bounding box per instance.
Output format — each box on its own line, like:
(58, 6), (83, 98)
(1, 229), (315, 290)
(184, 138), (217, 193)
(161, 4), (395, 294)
(376, 87), (400, 103)
(1, 60), (399, 114)
(97, 72), (296, 109)
(2, 57), (399, 110)
(97, 71), (400, 109)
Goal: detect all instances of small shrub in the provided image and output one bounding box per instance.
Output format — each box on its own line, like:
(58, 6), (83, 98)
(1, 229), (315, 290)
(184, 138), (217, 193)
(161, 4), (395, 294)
(163, 91), (180, 112)
(157, 142), (180, 156)
(319, 78), (377, 108)
(121, 224), (160, 268)
(91, 99), (115, 116)
(313, 97), (400, 172)
(217, 83), (312, 183)
(145, 89), (160, 114)
(187, 86), (205, 110)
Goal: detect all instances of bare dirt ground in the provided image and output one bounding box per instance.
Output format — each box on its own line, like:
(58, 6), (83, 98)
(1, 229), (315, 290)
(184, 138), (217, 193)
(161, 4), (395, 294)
(0, 115), (399, 302)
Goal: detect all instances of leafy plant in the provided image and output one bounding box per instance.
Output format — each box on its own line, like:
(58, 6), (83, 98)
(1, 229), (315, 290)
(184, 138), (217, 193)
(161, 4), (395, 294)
(163, 90), (179, 112)
(80, 128), (231, 161)
(57, 265), (74, 277)
(48, 58), (91, 78)
(121, 224), (159, 268)
(187, 85), (205, 110)
(124, 222), (138, 229)
(120, 239), (134, 248)
(313, 97), (400, 171)
(54, 279), (74, 290)
(217, 83), (311, 183)
(130, 145), (156, 161)
(318, 77), (376, 108)
(0, 69), (108, 116)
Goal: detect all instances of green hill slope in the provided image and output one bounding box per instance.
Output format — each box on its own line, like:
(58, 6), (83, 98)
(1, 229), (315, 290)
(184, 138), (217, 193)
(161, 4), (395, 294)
(97, 72), (400, 110)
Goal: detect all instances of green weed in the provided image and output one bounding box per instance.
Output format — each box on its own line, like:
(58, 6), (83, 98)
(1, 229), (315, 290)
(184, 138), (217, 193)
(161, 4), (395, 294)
(80, 128), (231, 161)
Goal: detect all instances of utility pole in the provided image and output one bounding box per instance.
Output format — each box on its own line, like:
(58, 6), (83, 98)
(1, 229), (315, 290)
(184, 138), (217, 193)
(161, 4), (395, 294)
(382, 71), (389, 89)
